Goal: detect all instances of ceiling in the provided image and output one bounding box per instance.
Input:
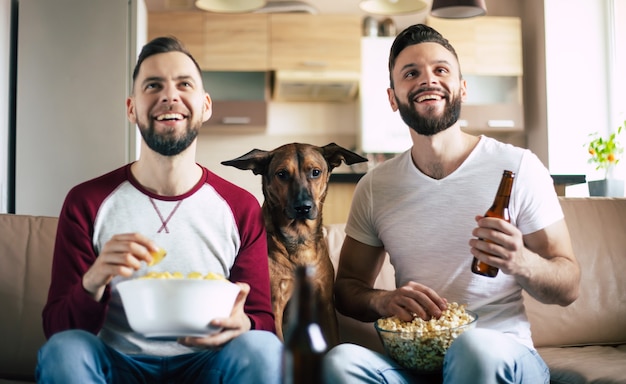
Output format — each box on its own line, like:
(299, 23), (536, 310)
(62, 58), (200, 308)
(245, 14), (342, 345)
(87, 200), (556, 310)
(144, 0), (432, 29)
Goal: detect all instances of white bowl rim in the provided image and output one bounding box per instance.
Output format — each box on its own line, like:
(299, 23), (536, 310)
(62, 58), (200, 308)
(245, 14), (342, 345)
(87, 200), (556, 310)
(117, 277), (240, 337)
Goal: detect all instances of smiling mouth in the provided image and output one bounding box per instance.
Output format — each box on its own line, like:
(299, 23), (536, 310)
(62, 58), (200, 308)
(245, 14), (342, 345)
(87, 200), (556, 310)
(155, 113), (185, 121)
(416, 94), (443, 103)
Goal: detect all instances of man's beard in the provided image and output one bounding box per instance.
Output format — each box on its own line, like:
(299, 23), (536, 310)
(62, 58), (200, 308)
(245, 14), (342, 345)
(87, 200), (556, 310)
(395, 89), (462, 136)
(138, 119), (199, 156)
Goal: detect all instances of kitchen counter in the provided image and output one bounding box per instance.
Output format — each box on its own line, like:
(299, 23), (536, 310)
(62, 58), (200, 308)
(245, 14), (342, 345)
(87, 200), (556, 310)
(551, 174), (586, 196)
(332, 172), (585, 184)
(329, 173), (364, 183)
(328, 173), (586, 198)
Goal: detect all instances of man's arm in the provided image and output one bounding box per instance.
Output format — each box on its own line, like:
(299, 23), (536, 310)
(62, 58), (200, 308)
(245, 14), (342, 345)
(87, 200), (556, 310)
(471, 217), (580, 306)
(334, 236), (388, 322)
(43, 199), (109, 338)
(517, 219), (580, 305)
(334, 236), (447, 323)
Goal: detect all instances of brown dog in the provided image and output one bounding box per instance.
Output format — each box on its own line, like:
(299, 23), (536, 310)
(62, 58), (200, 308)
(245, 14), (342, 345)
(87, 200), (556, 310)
(222, 143), (367, 346)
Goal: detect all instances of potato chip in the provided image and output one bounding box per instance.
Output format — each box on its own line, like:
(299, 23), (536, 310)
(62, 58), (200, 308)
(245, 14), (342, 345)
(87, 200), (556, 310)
(187, 271), (204, 279)
(147, 247), (167, 266)
(139, 270), (227, 280)
(204, 272), (227, 281)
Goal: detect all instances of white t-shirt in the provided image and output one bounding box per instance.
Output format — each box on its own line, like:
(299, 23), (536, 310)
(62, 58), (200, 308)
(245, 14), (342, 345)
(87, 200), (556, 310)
(346, 136), (563, 349)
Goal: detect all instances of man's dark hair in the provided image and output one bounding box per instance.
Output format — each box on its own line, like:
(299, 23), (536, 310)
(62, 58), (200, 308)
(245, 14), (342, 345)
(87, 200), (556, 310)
(388, 24), (460, 88)
(132, 36), (202, 85)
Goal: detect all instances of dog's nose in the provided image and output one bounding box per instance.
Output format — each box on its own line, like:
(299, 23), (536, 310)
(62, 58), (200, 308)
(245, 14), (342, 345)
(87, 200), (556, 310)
(294, 204), (312, 215)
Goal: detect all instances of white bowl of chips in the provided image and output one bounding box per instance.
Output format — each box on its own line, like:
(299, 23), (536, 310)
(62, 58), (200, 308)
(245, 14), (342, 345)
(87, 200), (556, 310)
(374, 303), (478, 373)
(117, 272), (240, 338)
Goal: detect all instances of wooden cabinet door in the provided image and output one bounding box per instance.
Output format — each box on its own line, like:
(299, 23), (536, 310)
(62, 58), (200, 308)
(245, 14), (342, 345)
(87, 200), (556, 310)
(201, 14), (269, 71)
(427, 16), (523, 76)
(148, 12), (269, 71)
(270, 14), (361, 71)
(460, 104), (524, 132)
(149, 12), (205, 66)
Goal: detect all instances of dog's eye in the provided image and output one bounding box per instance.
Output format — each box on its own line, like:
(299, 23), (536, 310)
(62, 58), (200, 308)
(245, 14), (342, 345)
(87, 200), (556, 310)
(311, 169), (321, 178)
(276, 170), (289, 180)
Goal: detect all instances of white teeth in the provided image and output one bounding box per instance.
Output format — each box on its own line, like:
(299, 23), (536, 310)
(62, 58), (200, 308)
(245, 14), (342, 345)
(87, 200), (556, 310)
(417, 94), (442, 102)
(156, 113), (183, 121)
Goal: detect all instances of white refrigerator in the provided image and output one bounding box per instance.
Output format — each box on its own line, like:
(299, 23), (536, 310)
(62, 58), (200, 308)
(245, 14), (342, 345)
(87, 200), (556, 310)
(12, 0), (146, 216)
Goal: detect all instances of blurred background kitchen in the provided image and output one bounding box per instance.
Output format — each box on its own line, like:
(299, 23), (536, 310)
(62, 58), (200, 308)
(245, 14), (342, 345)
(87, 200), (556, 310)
(1, 0), (625, 222)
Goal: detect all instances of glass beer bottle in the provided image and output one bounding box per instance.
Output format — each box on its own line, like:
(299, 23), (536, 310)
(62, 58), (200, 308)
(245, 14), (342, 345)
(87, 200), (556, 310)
(281, 265), (328, 384)
(471, 170), (515, 277)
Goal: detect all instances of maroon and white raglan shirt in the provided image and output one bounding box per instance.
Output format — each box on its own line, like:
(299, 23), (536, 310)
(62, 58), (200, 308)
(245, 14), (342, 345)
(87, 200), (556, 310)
(42, 163), (275, 356)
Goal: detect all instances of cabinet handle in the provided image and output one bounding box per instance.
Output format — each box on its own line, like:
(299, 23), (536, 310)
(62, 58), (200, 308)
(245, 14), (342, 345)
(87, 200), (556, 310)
(487, 120), (515, 128)
(221, 117), (252, 125)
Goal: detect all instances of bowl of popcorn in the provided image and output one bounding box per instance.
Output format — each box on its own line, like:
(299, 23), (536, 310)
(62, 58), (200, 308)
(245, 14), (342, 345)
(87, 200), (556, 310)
(374, 303), (478, 373)
(117, 271), (240, 338)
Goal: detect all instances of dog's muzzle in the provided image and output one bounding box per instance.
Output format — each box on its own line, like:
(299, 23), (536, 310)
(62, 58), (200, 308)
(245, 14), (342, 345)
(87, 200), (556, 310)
(287, 202), (318, 220)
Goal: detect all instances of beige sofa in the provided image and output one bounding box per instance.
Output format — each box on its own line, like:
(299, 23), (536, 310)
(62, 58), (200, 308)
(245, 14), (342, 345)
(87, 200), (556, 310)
(1, 197), (625, 383)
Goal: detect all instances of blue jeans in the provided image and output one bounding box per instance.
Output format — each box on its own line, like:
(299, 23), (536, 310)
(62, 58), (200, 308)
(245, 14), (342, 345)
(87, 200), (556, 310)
(36, 329), (282, 384)
(323, 328), (550, 384)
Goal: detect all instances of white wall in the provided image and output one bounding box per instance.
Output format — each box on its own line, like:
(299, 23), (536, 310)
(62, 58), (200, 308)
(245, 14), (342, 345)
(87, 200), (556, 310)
(14, 0), (144, 216)
(0, 0), (11, 213)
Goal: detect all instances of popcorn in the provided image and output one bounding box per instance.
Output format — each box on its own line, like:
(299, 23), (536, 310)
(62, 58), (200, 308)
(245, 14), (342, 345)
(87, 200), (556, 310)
(375, 302), (476, 372)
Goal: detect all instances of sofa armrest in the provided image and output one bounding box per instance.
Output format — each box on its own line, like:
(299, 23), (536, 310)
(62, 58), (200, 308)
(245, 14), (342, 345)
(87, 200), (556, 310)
(524, 198), (626, 348)
(0, 214), (58, 381)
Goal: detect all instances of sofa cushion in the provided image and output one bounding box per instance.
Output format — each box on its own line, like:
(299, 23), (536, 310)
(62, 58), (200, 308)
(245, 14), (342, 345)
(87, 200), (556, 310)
(325, 223), (395, 352)
(324, 223), (395, 289)
(0, 214), (57, 381)
(538, 345), (626, 384)
(523, 198), (626, 348)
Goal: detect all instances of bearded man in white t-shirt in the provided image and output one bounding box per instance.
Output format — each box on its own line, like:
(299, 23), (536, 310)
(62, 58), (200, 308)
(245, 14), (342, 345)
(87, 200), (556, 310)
(323, 24), (580, 384)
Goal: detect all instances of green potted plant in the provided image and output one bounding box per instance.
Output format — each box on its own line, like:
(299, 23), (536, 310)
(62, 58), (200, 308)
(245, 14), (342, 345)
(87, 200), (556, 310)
(585, 121), (625, 196)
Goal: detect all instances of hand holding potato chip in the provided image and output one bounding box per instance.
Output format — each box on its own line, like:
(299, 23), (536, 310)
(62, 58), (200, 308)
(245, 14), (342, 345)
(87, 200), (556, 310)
(148, 247), (167, 266)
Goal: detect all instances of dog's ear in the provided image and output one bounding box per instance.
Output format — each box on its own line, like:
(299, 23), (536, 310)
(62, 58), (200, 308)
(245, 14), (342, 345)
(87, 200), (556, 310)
(320, 143), (368, 171)
(221, 149), (271, 175)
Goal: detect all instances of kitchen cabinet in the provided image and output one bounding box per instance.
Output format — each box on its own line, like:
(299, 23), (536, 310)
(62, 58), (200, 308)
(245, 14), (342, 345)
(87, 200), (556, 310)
(426, 16), (522, 76)
(201, 71), (268, 128)
(269, 14), (361, 72)
(148, 12), (270, 71)
(459, 75), (524, 132)
(149, 12), (270, 128)
(148, 12), (204, 67)
(200, 14), (269, 71)
(427, 16), (524, 133)
(149, 13), (361, 72)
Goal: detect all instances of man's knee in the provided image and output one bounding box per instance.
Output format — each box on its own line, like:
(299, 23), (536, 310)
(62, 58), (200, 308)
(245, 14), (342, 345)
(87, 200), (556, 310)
(41, 330), (103, 359)
(232, 330), (281, 355)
